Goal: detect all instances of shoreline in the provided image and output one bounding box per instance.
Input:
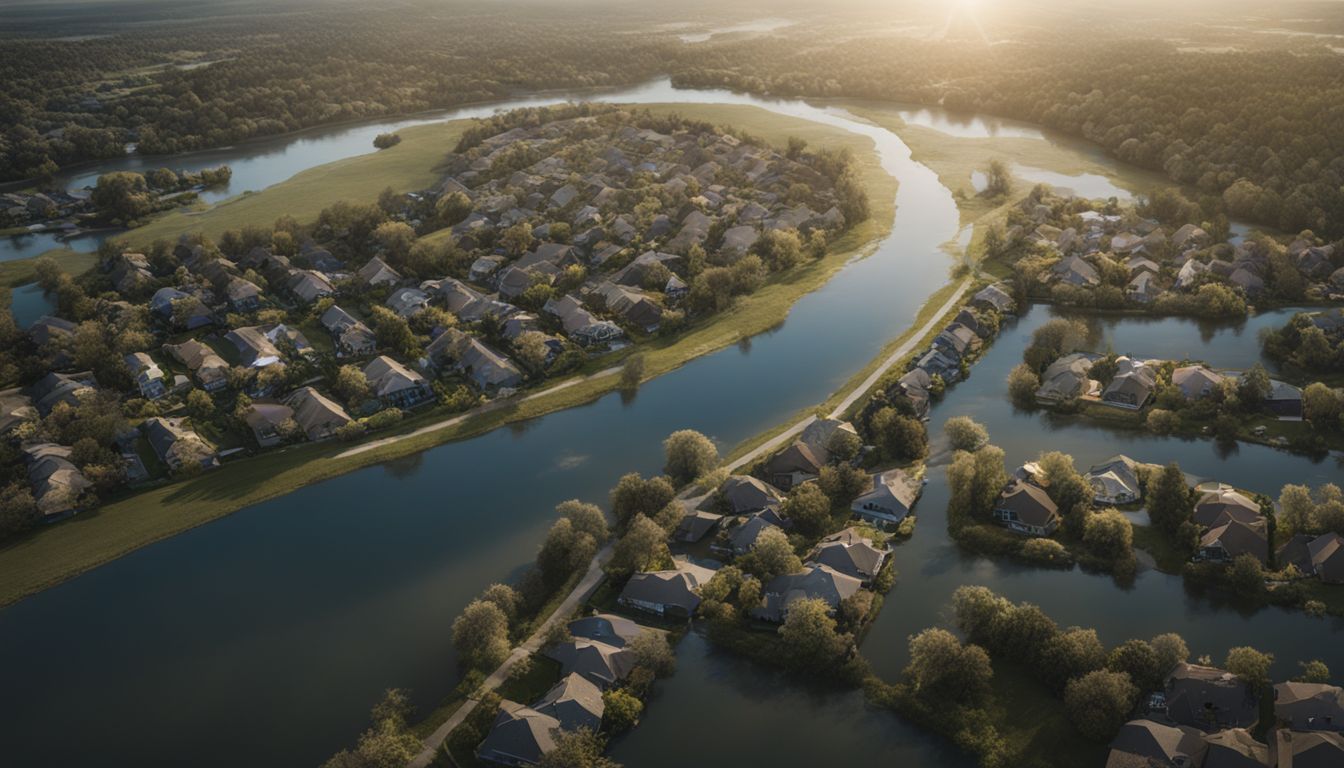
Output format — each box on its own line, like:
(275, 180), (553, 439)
(0, 106), (900, 608)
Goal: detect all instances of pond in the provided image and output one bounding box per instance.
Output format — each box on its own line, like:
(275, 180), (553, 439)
(8, 282), (56, 329)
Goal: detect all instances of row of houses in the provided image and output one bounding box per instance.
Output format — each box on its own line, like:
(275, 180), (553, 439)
(1107, 663), (1344, 767)
(898, 283), (1016, 418)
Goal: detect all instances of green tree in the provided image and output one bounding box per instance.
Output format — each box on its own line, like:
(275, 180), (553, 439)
(629, 631), (676, 677)
(1225, 646), (1274, 688)
(610, 515), (670, 575)
(1106, 639), (1163, 694)
(609, 473), (675, 528)
(1083, 508), (1134, 562)
(556, 499), (609, 542)
(92, 171), (154, 222)
(662, 429), (718, 485)
(620, 354), (645, 390)
(782, 482), (832, 537)
(1007, 363), (1040, 407)
(944, 416), (989, 452)
(1295, 660), (1331, 684)
(1064, 670), (1139, 742)
(738, 526), (801, 582)
(479, 583), (520, 623)
(1147, 463), (1192, 535)
(452, 599), (511, 671)
(906, 627), (993, 704)
(1041, 627), (1107, 692)
(1150, 633), (1189, 676)
(778, 596), (852, 672)
(869, 406), (927, 462)
(601, 689), (643, 733)
(817, 464), (869, 507)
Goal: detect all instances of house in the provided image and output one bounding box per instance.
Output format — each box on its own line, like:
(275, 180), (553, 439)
(286, 269), (335, 304)
(426, 329), (523, 394)
(108, 252), (154, 295)
(142, 417), (218, 472)
(543, 295), (623, 347)
(1307, 533), (1344, 584)
(1275, 730), (1344, 768)
(915, 347), (961, 382)
(994, 481), (1060, 537)
(933, 323), (979, 360)
(1085, 455), (1142, 504)
(617, 558), (716, 617)
(284, 387), (353, 441)
(1101, 357), (1156, 409)
(1275, 683), (1344, 732)
(764, 441), (824, 490)
(224, 277), (262, 312)
(1106, 719), (1207, 768)
(1126, 271), (1160, 304)
(567, 614), (645, 648)
(726, 513), (783, 556)
(475, 701), (560, 767)
(850, 469), (919, 525)
(1036, 353), (1096, 403)
(1198, 518), (1269, 565)
(225, 326), (283, 368)
(319, 305), (377, 357)
(242, 403), (295, 447)
(385, 286), (430, 319)
(1193, 489), (1262, 528)
(799, 418), (859, 462)
(29, 370), (96, 415)
(534, 672), (604, 732)
(1201, 729), (1269, 767)
(1165, 663), (1259, 731)
(719, 475), (785, 515)
(1053, 255), (1101, 287)
(544, 639), (636, 689)
(124, 352), (167, 399)
(1265, 380), (1304, 419)
(150, 287), (213, 329)
(357, 257), (401, 287)
(593, 282), (663, 331)
(22, 442), (91, 521)
(362, 356), (433, 408)
(164, 339), (229, 392)
(753, 563), (864, 623)
(897, 368), (932, 419)
(1173, 365), (1224, 400)
(674, 510), (722, 543)
(0, 389), (37, 436)
(28, 315), (77, 348)
(808, 528), (889, 584)
(971, 283), (1015, 314)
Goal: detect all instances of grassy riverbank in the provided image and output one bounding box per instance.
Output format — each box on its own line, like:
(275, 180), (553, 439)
(0, 103), (897, 607)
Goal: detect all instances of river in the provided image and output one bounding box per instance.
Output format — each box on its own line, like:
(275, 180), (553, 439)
(1, 80), (1336, 768)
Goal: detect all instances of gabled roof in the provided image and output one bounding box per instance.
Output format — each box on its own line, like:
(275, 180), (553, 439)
(533, 672), (604, 732)
(996, 481), (1059, 528)
(808, 528), (889, 581)
(719, 475), (784, 514)
(1276, 729), (1344, 768)
(362, 355), (427, 397)
(544, 639), (636, 689)
(476, 701), (559, 766)
(1106, 719), (1207, 768)
(1201, 728), (1268, 768)
(357, 257), (402, 286)
(1275, 682), (1344, 731)
(1200, 518), (1269, 565)
(1165, 663), (1259, 731)
(756, 563), (863, 622)
(284, 387), (352, 440)
(851, 469), (918, 520)
(1194, 489), (1261, 528)
(567, 614), (644, 648)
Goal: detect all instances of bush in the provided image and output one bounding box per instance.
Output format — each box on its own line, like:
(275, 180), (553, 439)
(601, 689), (643, 733)
(1145, 408), (1179, 434)
(1064, 670), (1138, 742)
(1020, 537), (1070, 565)
(372, 132), (402, 149)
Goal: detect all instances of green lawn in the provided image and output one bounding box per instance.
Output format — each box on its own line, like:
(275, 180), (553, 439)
(0, 102), (900, 607)
(495, 654), (562, 704)
(987, 662), (1107, 767)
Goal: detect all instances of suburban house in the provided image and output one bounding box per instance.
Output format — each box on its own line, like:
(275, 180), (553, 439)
(150, 287), (213, 330)
(1106, 719), (1207, 768)
(242, 403), (295, 448)
(674, 510), (722, 543)
(1265, 379), (1304, 419)
(357, 257), (402, 287)
(544, 639), (636, 689)
(1100, 357), (1157, 409)
(543, 295), (623, 347)
(567, 614), (645, 648)
(1193, 489), (1262, 528)
(22, 442), (91, 520)
(994, 480), (1061, 537)
(933, 323), (978, 360)
(971, 282), (1016, 315)
(1085, 455), (1142, 505)
(1198, 518), (1269, 565)
(1201, 729), (1269, 767)
(164, 339), (229, 392)
(425, 329), (523, 394)
(225, 326), (283, 368)
(719, 475), (785, 515)
(142, 416), (218, 472)
(1275, 682), (1344, 732)
(1281, 533), (1344, 584)
(1173, 365), (1225, 400)
(897, 367), (932, 419)
(362, 355), (433, 408)
(284, 387), (353, 441)
(850, 469), (918, 525)
(286, 269), (335, 304)
(319, 305), (377, 357)
(799, 418), (859, 461)
(29, 370), (96, 415)
(617, 558), (716, 618)
(764, 441), (823, 490)
(1165, 663), (1260, 731)
(386, 286), (431, 319)
(726, 513), (783, 556)
(124, 352), (168, 400)
(808, 528), (889, 584)
(533, 673), (604, 732)
(1275, 730), (1344, 767)
(753, 563), (864, 623)
(475, 701), (560, 767)
(0, 389), (37, 436)
(1035, 353), (1097, 404)
(28, 315), (77, 348)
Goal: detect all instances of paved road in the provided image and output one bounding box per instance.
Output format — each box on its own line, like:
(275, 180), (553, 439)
(406, 277), (973, 766)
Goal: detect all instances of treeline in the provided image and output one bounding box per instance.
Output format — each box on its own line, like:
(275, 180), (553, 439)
(671, 35), (1344, 236)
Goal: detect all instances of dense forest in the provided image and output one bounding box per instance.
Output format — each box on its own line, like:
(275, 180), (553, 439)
(6, 1), (1344, 237)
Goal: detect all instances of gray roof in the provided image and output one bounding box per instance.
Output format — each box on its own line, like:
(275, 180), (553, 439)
(544, 639), (636, 689)
(1275, 682), (1344, 732)
(533, 672), (604, 732)
(1165, 663), (1259, 731)
(567, 614), (644, 648)
(808, 529), (889, 581)
(1106, 719), (1207, 768)
(754, 563), (863, 622)
(476, 701), (559, 766)
(719, 475), (784, 514)
(1275, 729), (1344, 768)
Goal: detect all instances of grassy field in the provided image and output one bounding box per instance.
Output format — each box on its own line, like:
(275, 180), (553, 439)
(0, 103), (899, 607)
(0, 249), (98, 307)
(120, 121), (471, 249)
